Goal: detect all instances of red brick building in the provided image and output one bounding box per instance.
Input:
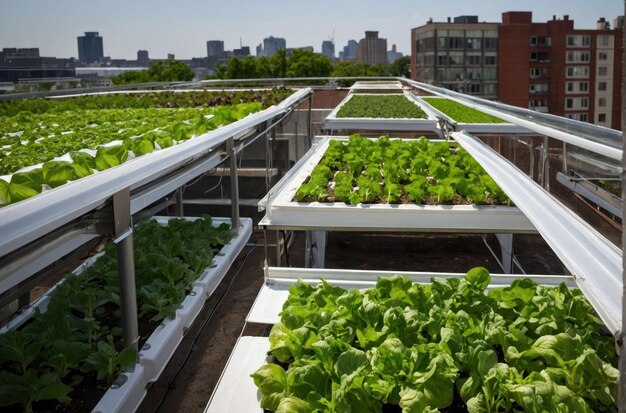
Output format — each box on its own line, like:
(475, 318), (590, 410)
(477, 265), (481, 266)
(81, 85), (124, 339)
(499, 12), (622, 129)
(411, 12), (623, 128)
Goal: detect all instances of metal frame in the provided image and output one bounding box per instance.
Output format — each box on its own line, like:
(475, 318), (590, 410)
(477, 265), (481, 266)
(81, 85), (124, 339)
(0, 88), (313, 363)
(405, 79), (622, 161)
(453, 130), (622, 337)
(323, 91), (440, 132)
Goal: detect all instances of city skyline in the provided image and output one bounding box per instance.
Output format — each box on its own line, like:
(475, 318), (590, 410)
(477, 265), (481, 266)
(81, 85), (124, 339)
(0, 0), (623, 60)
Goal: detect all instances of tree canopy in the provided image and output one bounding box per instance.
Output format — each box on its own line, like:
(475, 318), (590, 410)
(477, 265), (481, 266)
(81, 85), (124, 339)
(113, 59), (195, 85)
(211, 52), (409, 80)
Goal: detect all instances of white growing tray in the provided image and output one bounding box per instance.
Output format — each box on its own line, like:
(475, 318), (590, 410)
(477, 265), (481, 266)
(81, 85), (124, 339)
(0, 216), (252, 413)
(420, 96), (533, 135)
(323, 92), (440, 132)
(259, 136), (536, 233)
(205, 266), (575, 413)
(349, 81), (404, 94)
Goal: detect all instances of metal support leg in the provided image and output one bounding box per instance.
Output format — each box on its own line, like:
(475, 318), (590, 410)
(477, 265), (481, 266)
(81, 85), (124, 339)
(227, 138), (240, 235)
(17, 292), (30, 308)
(174, 187), (184, 217)
(116, 233), (139, 351)
(113, 189), (139, 352)
(495, 233), (514, 274)
(542, 136), (550, 190)
(305, 231), (326, 268)
(275, 231), (282, 267)
(306, 95), (312, 148)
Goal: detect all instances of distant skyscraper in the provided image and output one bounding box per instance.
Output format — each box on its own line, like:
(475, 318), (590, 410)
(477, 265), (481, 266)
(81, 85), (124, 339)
(263, 36), (286, 57)
(321, 40), (335, 60)
(233, 47), (251, 57)
(357, 31), (387, 65)
(340, 40), (358, 61)
(207, 40), (225, 69)
(387, 44), (403, 64)
(137, 50), (149, 66)
(77, 32), (104, 64)
(207, 40), (225, 58)
(256, 44), (263, 57)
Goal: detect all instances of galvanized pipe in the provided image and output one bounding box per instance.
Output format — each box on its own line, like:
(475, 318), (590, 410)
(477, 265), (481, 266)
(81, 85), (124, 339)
(116, 232), (139, 352)
(227, 138), (240, 235)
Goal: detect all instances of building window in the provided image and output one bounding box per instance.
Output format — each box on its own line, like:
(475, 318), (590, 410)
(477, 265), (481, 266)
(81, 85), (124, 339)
(466, 38), (482, 49)
(598, 35), (610, 46)
(437, 54), (448, 65)
(448, 37), (463, 49)
(529, 84), (548, 94)
(483, 55), (496, 65)
(483, 68), (497, 80)
(566, 82), (574, 92)
(598, 81), (607, 91)
(529, 67), (548, 79)
(566, 51), (590, 62)
(599, 97), (607, 107)
(566, 66), (589, 78)
(466, 68), (481, 80)
(598, 66), (608, 76)
(579, 113), (588, 122)
(581, 98), (588, 108)
(530, 52), (537, 61)
(468, 83), (481, 93)
(579, 82), (588, 92)
(467, 54), (481, 65)
(483, 83), (496, 95)
(484, 37), (497, 49)
(598, 113), (607, 122)
(448, 52), (463, 65)
(530, 36), (538, 46)
(598, 52), (608, 60)
(566, 98), (573, 109)
(567, 34), (590, 47)
(437, 36), (447, 49)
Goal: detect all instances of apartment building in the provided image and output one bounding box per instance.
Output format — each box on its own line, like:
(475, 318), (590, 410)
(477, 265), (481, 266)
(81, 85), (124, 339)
(411, 12), (623, 128)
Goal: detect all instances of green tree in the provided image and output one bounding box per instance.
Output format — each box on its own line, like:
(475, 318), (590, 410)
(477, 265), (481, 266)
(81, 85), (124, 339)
(113, 59), (194, 84)
(389, 55), (410, 77)
(286, 49), (332, 77)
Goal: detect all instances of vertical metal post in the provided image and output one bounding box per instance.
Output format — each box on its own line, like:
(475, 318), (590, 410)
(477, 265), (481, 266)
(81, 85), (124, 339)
(264, 122), (272, 193)
(616, 4), (626, 413)
(294, 106), (299, 163)
(227, 138), (240, 235)
(275, 230), (282, 267)
(113, 189), (139, 352)
(306, 94), (312, 148)
(562, 142), (568, 173)
(542, 136), (550, 190)
(174, 187), (184, 217)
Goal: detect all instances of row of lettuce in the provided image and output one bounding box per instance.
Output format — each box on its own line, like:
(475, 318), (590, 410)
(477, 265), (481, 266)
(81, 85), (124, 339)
(295, 135), (510, 205)
(0, 216), (233, 412)
(334, 94), (505, 123)
(252, 269), (618, 412)
(0, 89), (293, 206)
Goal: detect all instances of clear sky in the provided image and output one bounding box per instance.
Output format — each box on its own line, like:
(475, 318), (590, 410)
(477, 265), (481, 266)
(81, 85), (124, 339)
(0, 0), (623, 60)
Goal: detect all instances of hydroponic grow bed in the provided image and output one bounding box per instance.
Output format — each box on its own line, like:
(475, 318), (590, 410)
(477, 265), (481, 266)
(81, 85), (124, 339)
(0, 216), (252, 413)
(323, 92), (439, 132)
(206, 266), (617, 413)
(420, 96), (533, 135)
(259, 136), (535, 233)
